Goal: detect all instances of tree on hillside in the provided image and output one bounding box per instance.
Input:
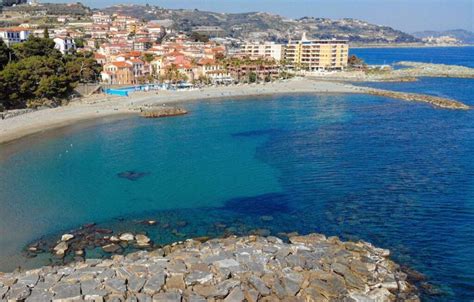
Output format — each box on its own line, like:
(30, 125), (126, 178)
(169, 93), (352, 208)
(43, 28), (50, 39)
(65, 51), (102, 83)
(11, 36), (61, 60)
(0, 56), (75, 109)
(0, 39), (13, 70)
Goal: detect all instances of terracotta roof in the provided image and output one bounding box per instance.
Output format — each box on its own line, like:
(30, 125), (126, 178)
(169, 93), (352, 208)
(94, 53), (106, 59)
(112, 61), (132, 68)
(129, 58), (144, 64)
(198, 58), (216, 65)
(0, 27), (29, 32)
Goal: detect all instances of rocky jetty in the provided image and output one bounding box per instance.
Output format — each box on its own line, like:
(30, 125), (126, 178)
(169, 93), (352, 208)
(394, 62), (474, 79)
(2, 234), (420, 301)
(140, 107), (188, 118)
(368, 88), (470, 110)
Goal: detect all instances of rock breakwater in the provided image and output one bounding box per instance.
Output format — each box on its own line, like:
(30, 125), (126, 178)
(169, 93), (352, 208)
(2, 234), (420, 301)
(368, 88), (470, 110)
(140, 107), (188, 118)
(395, 62), (474, 79)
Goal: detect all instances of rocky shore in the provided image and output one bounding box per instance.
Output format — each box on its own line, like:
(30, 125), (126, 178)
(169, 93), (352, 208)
(0, 234), (420, 301)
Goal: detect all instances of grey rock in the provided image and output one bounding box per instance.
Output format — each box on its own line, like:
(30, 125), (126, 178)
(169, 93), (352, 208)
(152, 292), (182, 302)
(26, 289), (54, 302)
(248, 275), (270, 296)
(186, 294), (206, 302)
(17, 274), (40, 287)
(185, 271), (213, 286)
(80, 279), (101, 295)
(282, 275), (301, 296)
(128, 276), (146, 293)
(6, 284), (31, 301)
(134, 293), (153, 302)
(104, 278), (127, 294)
(143, 273), (165, 295)
(0, 286), (8, 299)
(224, 287), (245, 302)
(102, 244), (121, 253)
(213, 259), (240, 269)
(97, 269), (116, 281)
(51, 283), (81, 301)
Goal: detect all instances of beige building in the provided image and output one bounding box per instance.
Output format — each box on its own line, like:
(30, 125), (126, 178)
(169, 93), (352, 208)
(284, 33), (349, 71)
(241, 42), (284, 61)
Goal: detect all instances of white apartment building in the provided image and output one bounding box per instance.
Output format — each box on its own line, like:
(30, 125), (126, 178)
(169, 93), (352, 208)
(0, 27), (30, 46)
(241, 42), (284, 61)
(54, 36), (77, 55)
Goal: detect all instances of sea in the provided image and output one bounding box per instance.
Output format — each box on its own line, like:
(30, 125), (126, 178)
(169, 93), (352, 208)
(0, 46), (473, 301)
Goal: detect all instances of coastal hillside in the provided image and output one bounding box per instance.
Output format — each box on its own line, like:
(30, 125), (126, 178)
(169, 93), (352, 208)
(412, 29), (474, 44)
(100, 4), (419, 44)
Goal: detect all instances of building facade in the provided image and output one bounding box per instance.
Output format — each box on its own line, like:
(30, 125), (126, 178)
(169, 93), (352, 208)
(241, 42), (284, 61)
(54, 36), (77, 55)
(285, 34), (349, 71)
(0, 27), (29, 46)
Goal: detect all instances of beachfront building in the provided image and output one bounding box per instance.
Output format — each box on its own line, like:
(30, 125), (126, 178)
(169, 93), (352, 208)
(101, 61), (134, 85)
(227, 63), (279, 82)
(197, 58), (232, 84)
(0, 27), (30, 46)
(284, 33), (349, 71)
(241, 42), (284, 61)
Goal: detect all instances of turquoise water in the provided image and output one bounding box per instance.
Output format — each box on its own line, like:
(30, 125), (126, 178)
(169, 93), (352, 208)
(0, 47), (474, 300)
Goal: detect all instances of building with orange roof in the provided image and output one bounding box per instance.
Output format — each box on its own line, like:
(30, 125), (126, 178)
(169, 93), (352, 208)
(102, 61), (134, 85)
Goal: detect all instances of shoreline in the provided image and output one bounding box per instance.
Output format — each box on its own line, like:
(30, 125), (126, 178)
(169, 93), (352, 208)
(0, 79), (364, 145)
(0, 77), (470, 145)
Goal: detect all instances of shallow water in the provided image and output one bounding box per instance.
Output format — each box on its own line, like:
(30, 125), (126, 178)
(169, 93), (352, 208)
(1, 47), (474, 301)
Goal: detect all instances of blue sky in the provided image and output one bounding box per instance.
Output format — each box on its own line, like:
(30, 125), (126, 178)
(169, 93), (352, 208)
(48, 0), (473, 32)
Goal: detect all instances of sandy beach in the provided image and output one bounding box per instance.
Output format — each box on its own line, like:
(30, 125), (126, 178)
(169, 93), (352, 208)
(0, 78), (365, 145)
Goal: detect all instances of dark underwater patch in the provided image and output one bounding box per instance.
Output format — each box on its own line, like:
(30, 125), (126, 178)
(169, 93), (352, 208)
(222, 193), (291, 215)
(117, 171), (150, 181)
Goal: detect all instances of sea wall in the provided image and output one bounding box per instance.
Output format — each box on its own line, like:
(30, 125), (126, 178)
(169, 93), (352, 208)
(0, 234), (420, 301)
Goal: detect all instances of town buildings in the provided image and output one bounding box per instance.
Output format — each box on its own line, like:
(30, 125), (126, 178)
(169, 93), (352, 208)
(0, 9), (350, 87)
